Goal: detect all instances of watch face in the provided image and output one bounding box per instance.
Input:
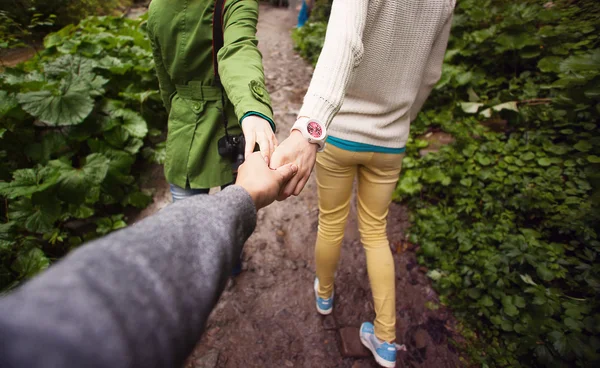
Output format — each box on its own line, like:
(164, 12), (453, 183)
(307, 121), (323, 138)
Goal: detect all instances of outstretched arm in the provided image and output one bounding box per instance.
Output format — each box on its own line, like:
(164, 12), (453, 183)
(0, 154), (297, 368)
(271, 0), (369, 199)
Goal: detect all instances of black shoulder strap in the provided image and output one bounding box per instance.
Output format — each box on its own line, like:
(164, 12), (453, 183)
(212, 0), (229, 134)
(213, 0), (226, 86)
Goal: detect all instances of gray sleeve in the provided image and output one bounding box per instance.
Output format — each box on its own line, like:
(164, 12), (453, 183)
(0, 185), (257, 368)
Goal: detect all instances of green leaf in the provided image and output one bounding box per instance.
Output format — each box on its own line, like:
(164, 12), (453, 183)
(422, 167), (451, 185)
(16, 55), (109, 125)
(121, 110), (148, 138)
(77, 41), (103, 56)
(538, 56), (562, 73)
(476, 153), (492, 166)
(96, 55), (133, 75)
(520, 274), (537, 286)
(17, 82), (94, 126)
(68, 204), (95, 219)
(124, 191), (152, 208)
(536, 264), (555, 282)
(397, 177), (422, 195)
(468, 288), (481, 299)
(537, 157), (552, 166)
(456, 71), (473, 86)
(0, 91), (18, 118)
(53, 154), (110, 204)
(549, 331), (568, 356)
(522, 152), (535, 161)
(587, 155), (600, 163)
(502, 296), (519, 317)
(491, 101), (519, 113)
(113, 220), (127, 230)
(480, 295), (494, 307)
(460, 178), (472, 187)
(119, 90), (159, 104)
(559, 49), (600, 74)
(564, 317), (583, 332)
(0, 167), (60, 199)
(103, 101), (148, 138)
(96, 217), (113, 236)
(460, 102), (484, 114)
(574, 141), (592, 152)
(11, 247), (50, 279)
(104, 127), (130, 148)
(124, 138), (144, 155)
(428, 270), (442, 281)
(9, 193), (62, 234)
(25, 132), (68, 164)
(496, 32), (539, 50)
(514, 296), (526, 308)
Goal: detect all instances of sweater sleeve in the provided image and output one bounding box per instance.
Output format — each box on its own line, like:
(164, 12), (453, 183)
(0, 186), (256, 368)
(410, 3), (454, 121)
(298, 0), (369, 127)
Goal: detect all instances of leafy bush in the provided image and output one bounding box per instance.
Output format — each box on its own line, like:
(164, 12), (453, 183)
(290, 0), (331, 66)
(291, 21), (327, 66)
(292, 0), (600, 366)
(396, 0), (600, 366)
(308, 0), (332, 23)
(0, 15), (165, 291)
(0, 0), (126, 30)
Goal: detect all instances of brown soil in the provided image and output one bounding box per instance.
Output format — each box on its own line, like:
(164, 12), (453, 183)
(0, 46), (38, 69)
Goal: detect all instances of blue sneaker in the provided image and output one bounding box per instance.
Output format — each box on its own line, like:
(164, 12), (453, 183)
(360, 322), (397, 368)
(313, 278), (334, 315)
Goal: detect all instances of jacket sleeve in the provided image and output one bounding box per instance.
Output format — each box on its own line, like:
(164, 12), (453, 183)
(148, 17), (176, 113)
(218, 0), (275, 130)
(0, 186), (257, 368)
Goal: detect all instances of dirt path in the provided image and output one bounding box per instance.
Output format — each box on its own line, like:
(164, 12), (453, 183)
(175, 5), (463, 368)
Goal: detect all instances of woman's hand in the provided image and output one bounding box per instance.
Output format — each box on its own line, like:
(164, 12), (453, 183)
(241, 115), (278, 165)
(269, 130), (318, 200)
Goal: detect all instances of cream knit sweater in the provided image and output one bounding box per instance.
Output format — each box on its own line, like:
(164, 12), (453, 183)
(298, 0), (455, 149)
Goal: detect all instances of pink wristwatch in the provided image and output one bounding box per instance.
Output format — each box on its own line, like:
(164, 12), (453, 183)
(291, 117), (327, 152)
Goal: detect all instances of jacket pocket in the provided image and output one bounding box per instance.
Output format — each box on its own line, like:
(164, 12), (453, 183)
(165, 94), (207, 174)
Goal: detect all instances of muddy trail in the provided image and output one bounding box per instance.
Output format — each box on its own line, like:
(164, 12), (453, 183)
(163, 5), (464, 368)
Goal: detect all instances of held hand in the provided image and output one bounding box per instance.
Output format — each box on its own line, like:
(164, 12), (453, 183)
(241, 115), (278, 165)
(236, 152), (298, 209)
(269, 130), (318, 200)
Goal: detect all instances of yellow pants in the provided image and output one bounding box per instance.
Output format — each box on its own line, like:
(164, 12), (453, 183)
(315, 144), (404, 343)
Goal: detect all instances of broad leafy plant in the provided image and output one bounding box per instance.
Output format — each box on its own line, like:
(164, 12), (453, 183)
(0, 15), (166, 291)
(397, 0), (600, 366)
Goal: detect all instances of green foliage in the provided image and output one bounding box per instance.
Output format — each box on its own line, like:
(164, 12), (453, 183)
(0, 0), (125, 30)
(291, 22), (327, 66)
(0, 15), (165, 291)
(0, 8), (55, 62)
(308, 0), (332, 23)
(395, 0), (600, 366)
(290, 0), (331, 66)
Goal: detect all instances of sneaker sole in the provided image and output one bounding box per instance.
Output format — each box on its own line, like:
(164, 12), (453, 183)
(314, 279), (333, 315)
(360, 335), (396, 368)
(316, 303), (333, 315)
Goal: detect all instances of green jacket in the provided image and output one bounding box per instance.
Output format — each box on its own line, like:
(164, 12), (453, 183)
(147, 0), (275, 189)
